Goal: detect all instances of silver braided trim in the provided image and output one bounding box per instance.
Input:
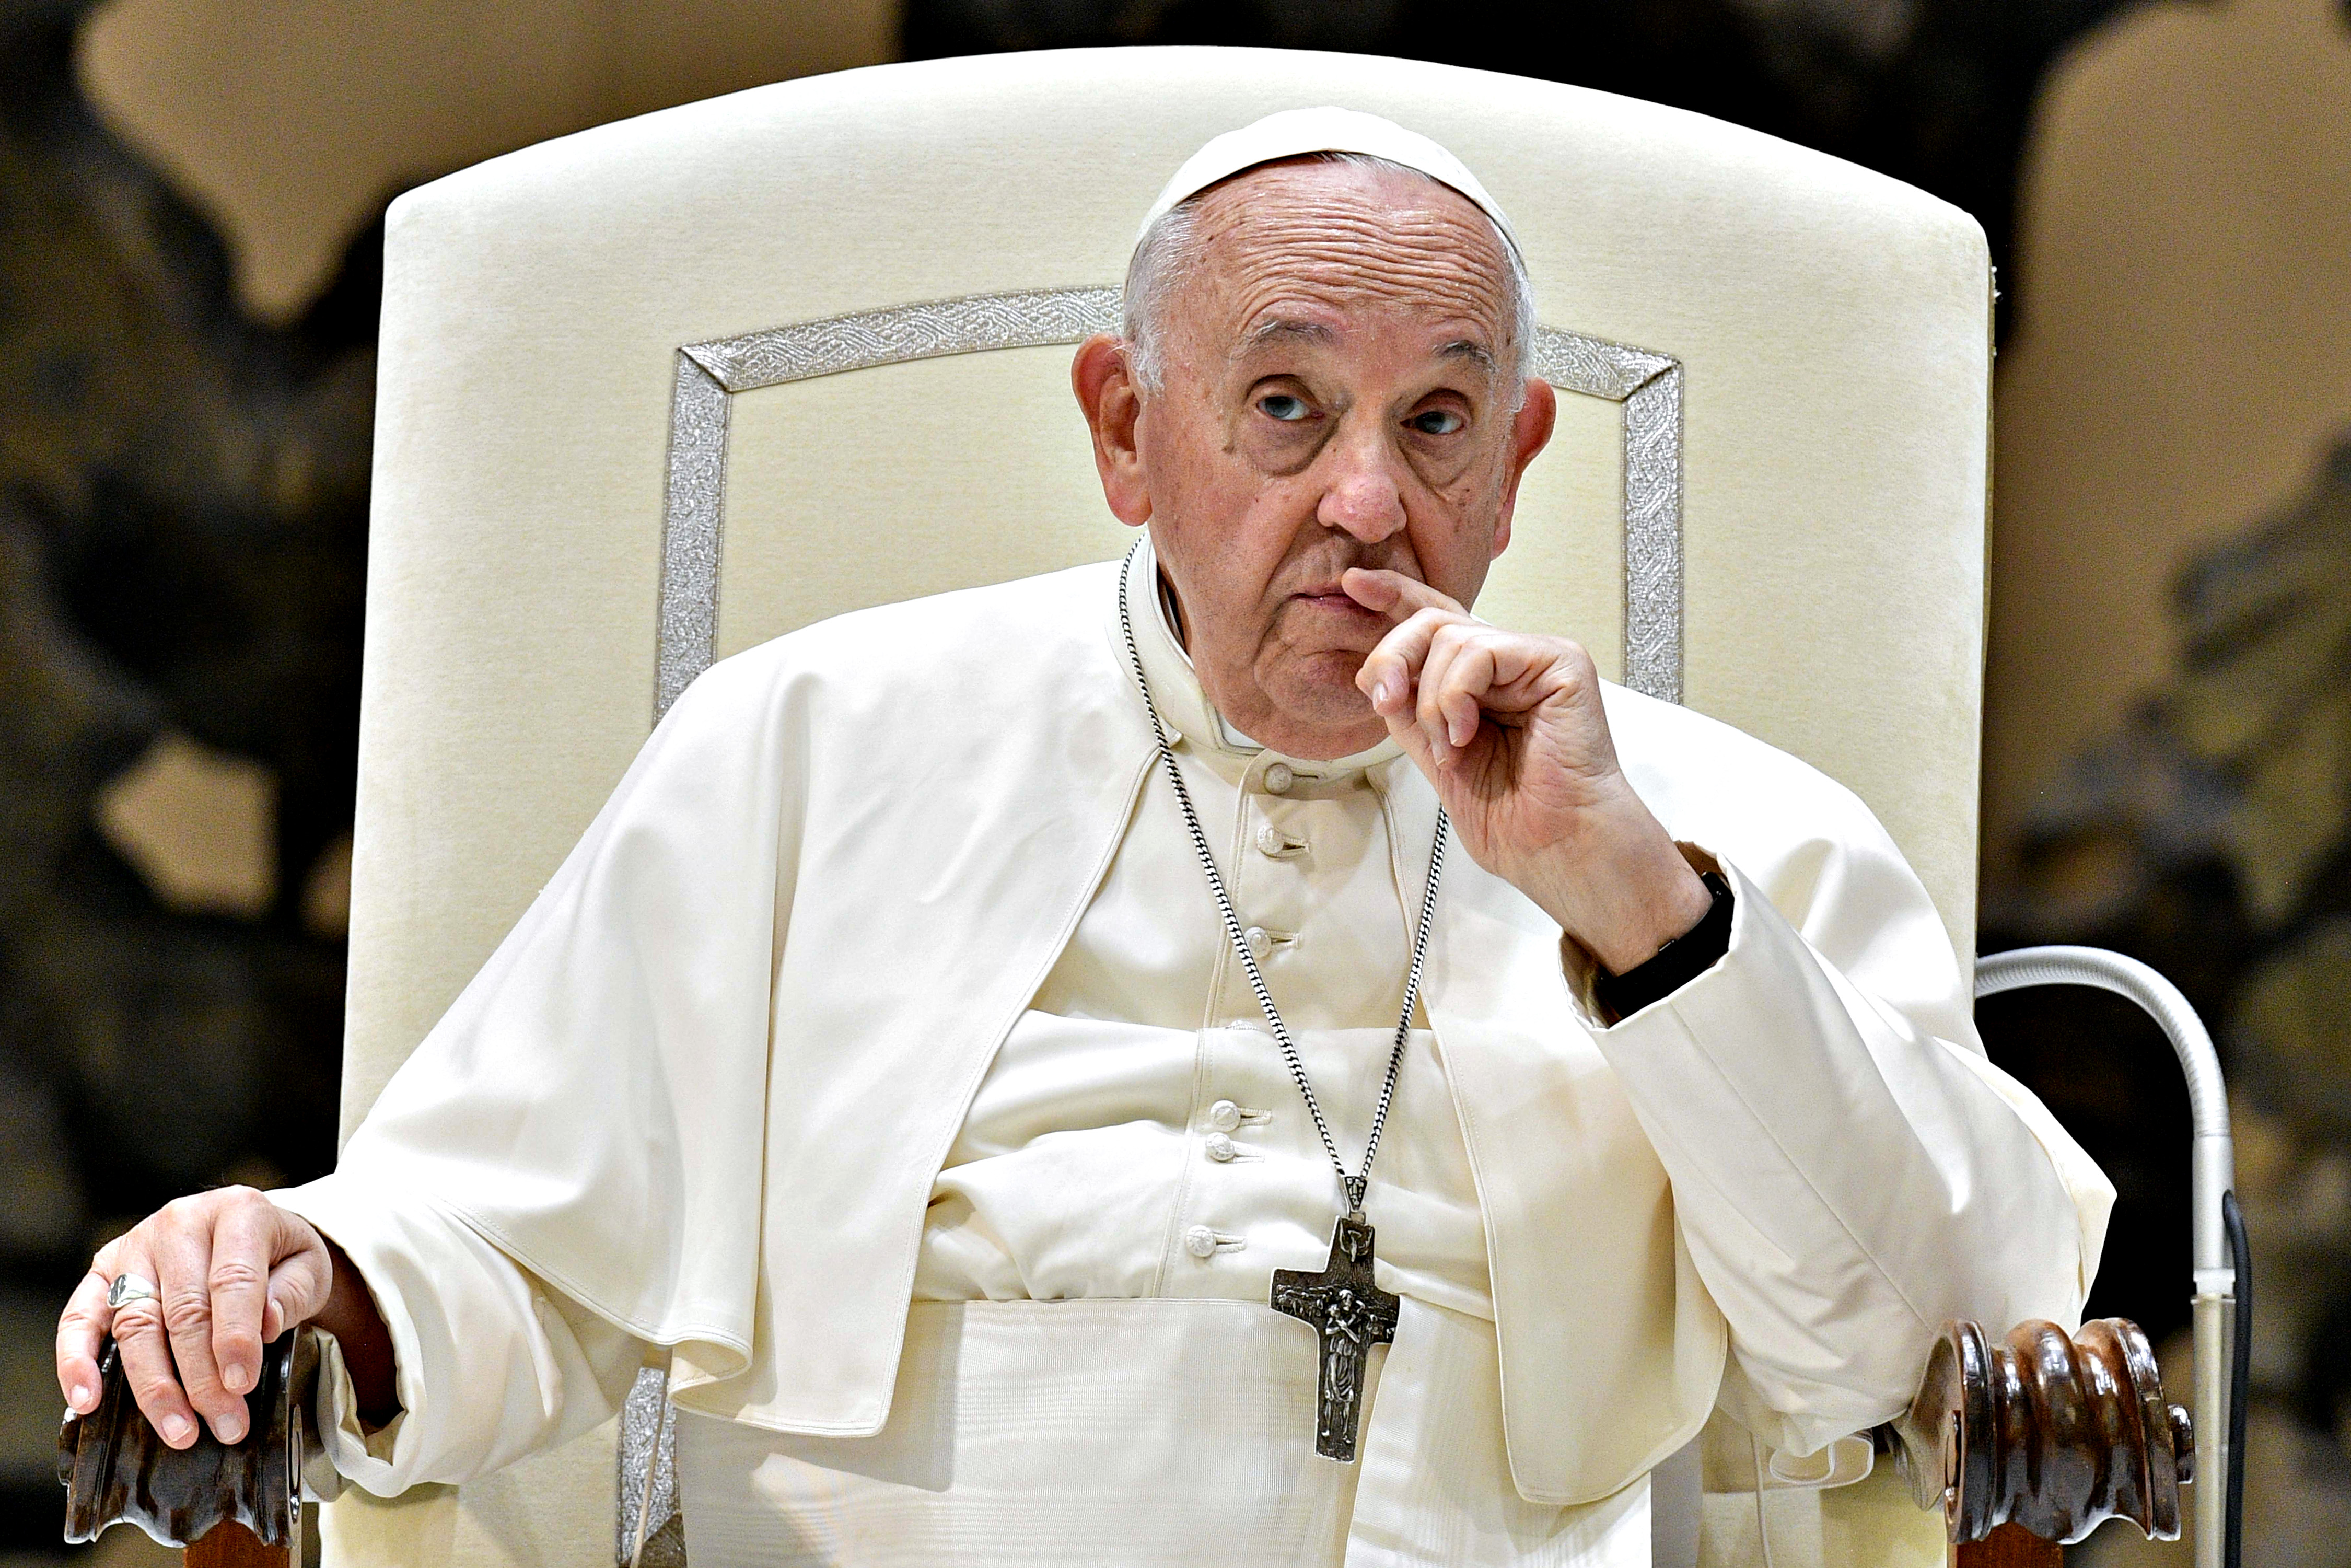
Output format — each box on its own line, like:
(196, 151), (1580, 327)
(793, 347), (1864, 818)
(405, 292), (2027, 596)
(1117, 544), (1446, 1220)
(655, 287), (1120, 721)
(1529, 326), (1683, 706)
(633, 291), (1680, 1564)
(614, 1366), (681, 1566)
(1619, 365), (1683, 705)
(656, 292), (1686, 722)
(657, 356), (731, 718)
(681, 287), (1122, 393)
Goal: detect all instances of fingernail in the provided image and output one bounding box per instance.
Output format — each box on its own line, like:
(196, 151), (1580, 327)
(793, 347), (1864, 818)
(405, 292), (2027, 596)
(215, 1412), (247, 1443)
(1371, 680), (1389, 706)
(223, 1363), (253, 1393)
(161, 1415), (191, 1444)
(68, 1385), (90, 1411)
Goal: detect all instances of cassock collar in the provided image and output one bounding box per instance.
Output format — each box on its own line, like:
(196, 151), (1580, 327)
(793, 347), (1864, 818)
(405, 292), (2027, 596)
(1117, 536), (1404, 788)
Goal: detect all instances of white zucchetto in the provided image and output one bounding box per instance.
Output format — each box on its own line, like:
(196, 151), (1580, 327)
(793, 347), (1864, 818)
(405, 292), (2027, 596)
(1136, 106), (1522, 256)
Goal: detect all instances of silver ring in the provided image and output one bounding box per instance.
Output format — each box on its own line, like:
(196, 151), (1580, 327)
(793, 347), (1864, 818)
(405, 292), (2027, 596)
(106, 1273), (159, 1309)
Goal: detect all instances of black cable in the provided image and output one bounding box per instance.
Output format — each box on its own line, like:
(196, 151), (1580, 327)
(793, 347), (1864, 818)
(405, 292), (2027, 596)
(2224, 1189), (2251, 1568)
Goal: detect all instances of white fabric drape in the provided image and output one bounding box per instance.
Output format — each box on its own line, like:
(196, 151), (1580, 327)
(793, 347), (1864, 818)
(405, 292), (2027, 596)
(672, 1299), (1650, 1568)
(915, 572), (1484, 1317)
(277, 553), (2111, 1534)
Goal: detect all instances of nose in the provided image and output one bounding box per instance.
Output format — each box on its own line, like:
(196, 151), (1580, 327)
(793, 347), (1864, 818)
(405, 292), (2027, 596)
(1314, 425), (1407, 543)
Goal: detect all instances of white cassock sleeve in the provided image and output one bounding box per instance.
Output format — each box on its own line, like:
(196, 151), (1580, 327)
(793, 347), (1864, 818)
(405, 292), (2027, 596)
(1580, 831), (2115, 1458)
(263, 635), (808, 1496)
(276, 1176), (649, 1496)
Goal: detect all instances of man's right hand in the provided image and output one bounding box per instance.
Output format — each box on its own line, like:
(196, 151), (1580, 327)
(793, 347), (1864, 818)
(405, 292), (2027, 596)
(55, 1188), (346, 1449)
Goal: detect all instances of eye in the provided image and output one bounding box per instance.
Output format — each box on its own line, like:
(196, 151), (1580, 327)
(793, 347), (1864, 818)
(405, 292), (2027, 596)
(1408, 408), (1467, 436)
(1258, 393), (1310, 422)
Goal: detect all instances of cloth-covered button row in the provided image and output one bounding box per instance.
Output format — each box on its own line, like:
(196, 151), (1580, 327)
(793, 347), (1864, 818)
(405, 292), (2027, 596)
(1183, 1225), (1243, 1259)
(1238, 926), (1297, 961)
(1255, 823), (1307, 858)
(1206, 1099), (1270, 1132)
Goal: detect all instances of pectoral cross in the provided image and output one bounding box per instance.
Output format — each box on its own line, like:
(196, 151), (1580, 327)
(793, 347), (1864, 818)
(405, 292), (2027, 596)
(1271, 1214), (1400, 1462)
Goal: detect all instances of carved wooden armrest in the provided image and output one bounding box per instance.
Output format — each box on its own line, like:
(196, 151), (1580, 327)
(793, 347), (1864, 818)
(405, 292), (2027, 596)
(56, 1312), (2192, 1567)
(1887, 1317), (2193, 1565)
(59, 1328), (312, 1566)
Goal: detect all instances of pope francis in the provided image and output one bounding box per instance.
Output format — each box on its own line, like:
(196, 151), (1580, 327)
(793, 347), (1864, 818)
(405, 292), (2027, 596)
(55, 110), (2110, 1566)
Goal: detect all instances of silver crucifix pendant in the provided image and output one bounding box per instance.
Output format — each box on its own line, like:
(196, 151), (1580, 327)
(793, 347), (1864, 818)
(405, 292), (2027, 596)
(1271, 1214), (1401, 1462)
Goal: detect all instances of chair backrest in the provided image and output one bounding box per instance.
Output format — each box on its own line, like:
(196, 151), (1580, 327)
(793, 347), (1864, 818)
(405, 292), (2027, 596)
(333, 45), (1989, 1566)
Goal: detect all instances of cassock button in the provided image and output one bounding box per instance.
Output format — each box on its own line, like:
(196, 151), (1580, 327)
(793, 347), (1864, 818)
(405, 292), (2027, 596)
(1205, 1132), (1237, 1163)
(1263, 762), (1295, 794)
(1243, 925), (1271, 958)
(1184, 1225), (1218, 1258)
(1207, 1099), (1242, 1132)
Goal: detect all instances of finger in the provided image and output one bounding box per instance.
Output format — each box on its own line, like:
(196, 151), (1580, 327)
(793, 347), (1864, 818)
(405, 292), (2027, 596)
(1375, 683), (1445, 780)
(1416, 623), (1485, 763)
(153, 1204), (247, 1444)
(1475, 635), (1570, 715)
(260, 1212), (336, 1345)
(56, 1268), (113, 1414)
(206, 1192), (276, 1400)
(1434, 638), (1503, 750)
(1341, 567), (1468, 621)
(1359, 606), (1464, 717)
(106, 1249), (199, 1449)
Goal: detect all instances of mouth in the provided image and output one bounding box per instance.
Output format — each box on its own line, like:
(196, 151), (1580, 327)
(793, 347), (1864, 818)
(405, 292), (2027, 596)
(1289, 584), (1370, 613)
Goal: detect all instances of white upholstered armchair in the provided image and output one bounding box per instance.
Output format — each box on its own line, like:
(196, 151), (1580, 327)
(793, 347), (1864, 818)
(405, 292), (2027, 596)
(309, 42), (2038, 1568)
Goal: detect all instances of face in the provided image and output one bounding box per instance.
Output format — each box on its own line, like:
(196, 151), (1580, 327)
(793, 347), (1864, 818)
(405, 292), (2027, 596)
(1074, 159), (1556, 760)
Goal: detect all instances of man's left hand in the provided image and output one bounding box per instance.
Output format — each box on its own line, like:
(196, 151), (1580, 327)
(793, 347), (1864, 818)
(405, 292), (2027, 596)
(1347, 569), (1712, 975)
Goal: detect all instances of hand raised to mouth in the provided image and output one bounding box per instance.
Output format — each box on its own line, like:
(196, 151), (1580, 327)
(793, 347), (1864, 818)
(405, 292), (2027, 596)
(1345, 567), (1712, 977)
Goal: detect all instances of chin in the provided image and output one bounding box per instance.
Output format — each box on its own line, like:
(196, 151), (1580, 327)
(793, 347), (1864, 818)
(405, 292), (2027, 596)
(1258, 658), (1379, 731)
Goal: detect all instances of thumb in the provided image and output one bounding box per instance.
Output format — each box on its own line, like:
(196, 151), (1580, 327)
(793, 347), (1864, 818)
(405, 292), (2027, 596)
(260, 1213), (336, 1341)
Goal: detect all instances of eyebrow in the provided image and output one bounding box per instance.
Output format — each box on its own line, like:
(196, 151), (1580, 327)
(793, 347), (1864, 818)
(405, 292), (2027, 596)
(1235, 317), (1335, 358)
(1438, 339), (1498, 373)
(1231, 318), (1500, 376)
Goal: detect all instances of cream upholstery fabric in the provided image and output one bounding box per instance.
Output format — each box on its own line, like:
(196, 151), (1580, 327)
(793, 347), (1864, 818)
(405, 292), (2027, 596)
(330, 44), (1984, 1567)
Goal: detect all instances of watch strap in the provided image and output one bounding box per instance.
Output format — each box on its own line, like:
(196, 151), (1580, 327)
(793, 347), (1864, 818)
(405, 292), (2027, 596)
(1591, 869), (1735, 1021)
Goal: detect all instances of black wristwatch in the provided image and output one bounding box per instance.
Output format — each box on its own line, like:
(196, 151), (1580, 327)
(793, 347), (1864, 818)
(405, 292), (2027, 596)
(1591, 870), (1735, 1021)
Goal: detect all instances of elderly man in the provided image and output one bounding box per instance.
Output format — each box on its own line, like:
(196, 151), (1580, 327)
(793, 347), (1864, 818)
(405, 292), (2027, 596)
(57, 110), (2106, 1565)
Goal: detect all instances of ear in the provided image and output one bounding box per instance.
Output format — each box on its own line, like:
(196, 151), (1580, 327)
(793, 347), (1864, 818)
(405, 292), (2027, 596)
(1071, 334), (1151, 527)
(1487, 376), (1556, 559)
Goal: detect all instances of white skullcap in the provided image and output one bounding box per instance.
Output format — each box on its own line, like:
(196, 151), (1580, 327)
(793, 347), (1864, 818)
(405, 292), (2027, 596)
(1136, 106), (1521, 258)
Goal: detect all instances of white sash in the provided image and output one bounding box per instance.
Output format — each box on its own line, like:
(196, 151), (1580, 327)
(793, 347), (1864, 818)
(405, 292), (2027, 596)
(674, 1297), (1650, 1567)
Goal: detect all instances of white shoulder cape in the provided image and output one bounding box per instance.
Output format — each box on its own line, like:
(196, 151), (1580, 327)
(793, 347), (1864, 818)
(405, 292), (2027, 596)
(327, 560), (2107, 1505)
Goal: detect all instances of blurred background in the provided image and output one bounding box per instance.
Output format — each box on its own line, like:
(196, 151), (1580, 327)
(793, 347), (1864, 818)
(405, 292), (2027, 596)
(0, 0), (2345, 1560)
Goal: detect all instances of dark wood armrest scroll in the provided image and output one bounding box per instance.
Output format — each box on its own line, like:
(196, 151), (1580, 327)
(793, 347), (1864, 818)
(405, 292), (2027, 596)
(59, 1328), (312, 1565)
(1888, 1317), (2192, 1551)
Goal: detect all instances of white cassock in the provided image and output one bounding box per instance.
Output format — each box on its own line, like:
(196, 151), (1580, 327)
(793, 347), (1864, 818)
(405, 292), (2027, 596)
(275, 544), (2113, 1567)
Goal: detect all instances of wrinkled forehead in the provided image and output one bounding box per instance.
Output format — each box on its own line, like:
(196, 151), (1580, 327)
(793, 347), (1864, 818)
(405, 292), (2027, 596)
(1190, 156), (1506, 258)
(1204, 156), (1495, 236)
(1189, 162), (1518, 347)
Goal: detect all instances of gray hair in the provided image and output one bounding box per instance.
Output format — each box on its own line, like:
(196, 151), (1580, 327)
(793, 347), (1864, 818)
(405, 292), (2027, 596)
(1121, 151), (1537, 406)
